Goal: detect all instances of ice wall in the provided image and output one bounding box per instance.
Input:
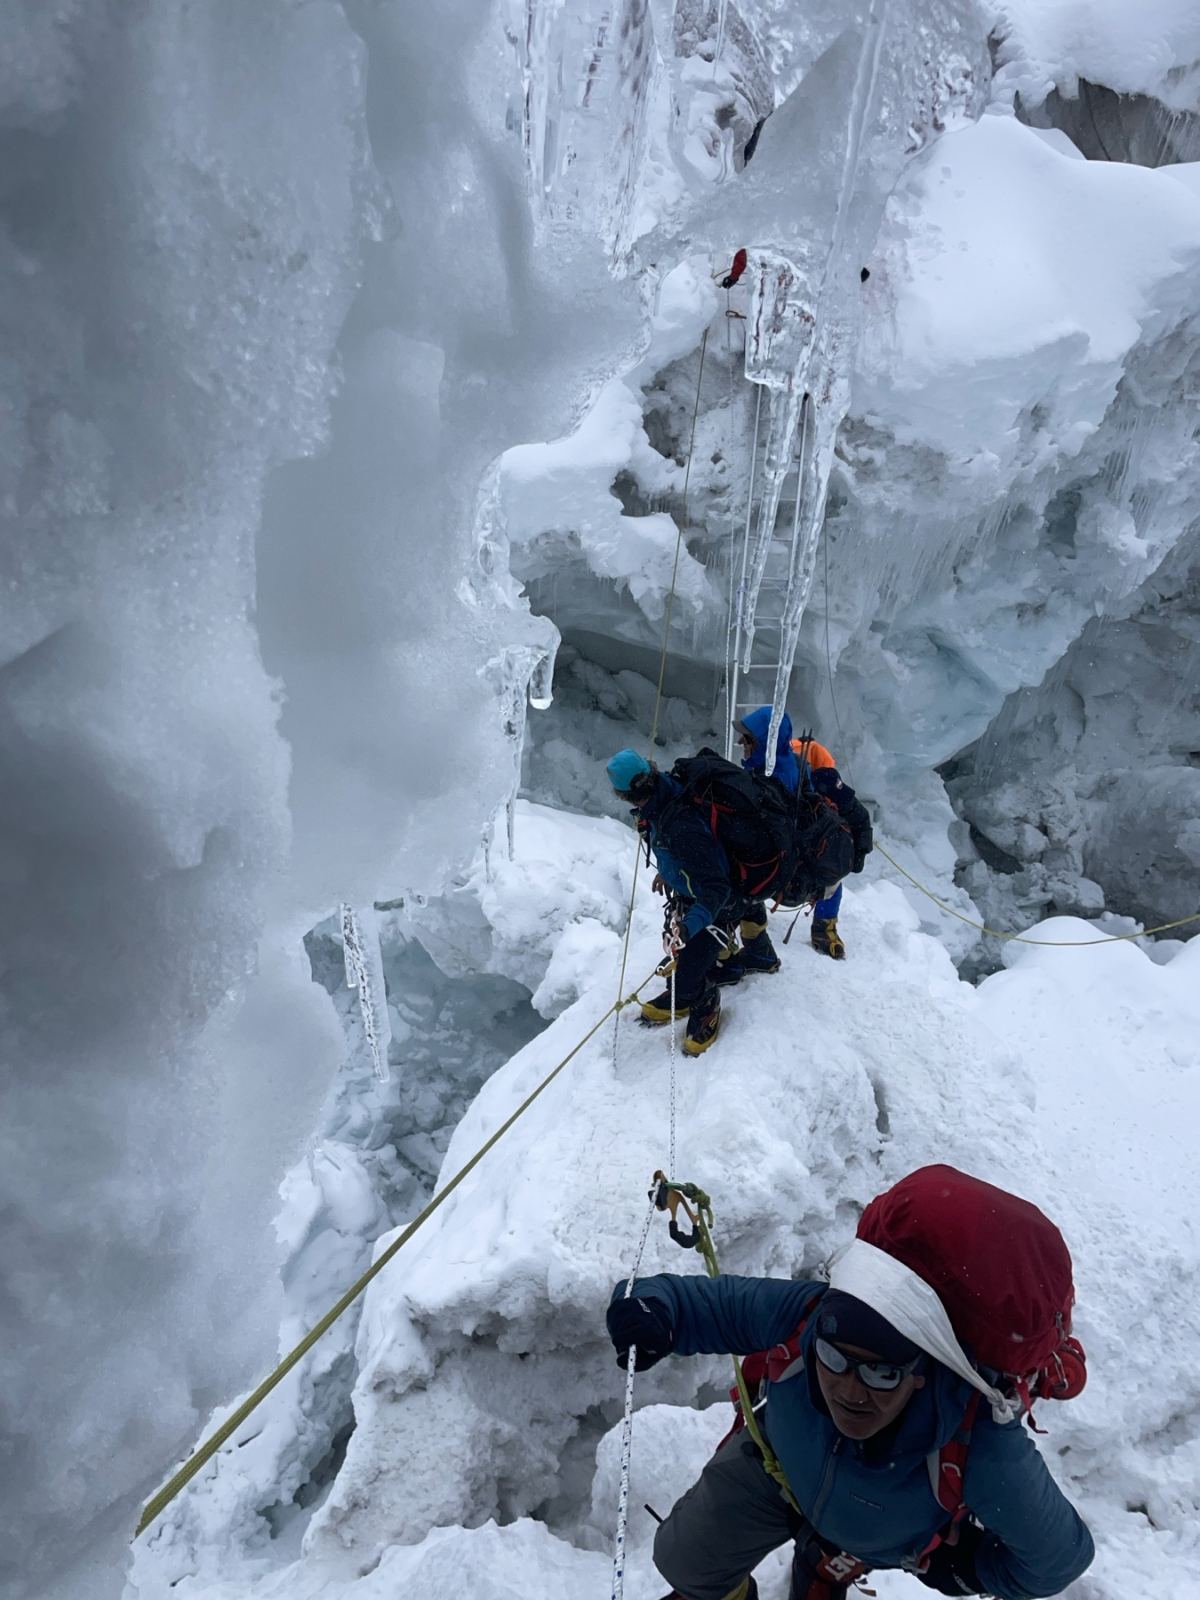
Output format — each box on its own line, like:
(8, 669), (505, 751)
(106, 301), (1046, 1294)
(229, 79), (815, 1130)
(1, 9), (367, 1596)
(3, 5), (647, 1598)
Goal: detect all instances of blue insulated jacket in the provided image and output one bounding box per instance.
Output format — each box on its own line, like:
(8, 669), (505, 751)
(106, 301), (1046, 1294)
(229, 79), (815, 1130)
(638, 774), (733, 939)
(739, 706), (800, 793)
(621, 1273), (1094, 1600)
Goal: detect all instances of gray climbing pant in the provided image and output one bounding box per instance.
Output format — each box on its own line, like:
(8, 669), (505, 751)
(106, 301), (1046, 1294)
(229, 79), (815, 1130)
(653, 1431), (802, 1600)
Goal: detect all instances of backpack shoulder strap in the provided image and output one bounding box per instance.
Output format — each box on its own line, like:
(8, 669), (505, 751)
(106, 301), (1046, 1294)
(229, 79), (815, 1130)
(927, 1390), (982, 1513)
(918, 1392), (982, 1568)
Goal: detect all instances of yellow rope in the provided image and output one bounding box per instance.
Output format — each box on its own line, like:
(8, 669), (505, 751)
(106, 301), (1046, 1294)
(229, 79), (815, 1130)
(136, 965), (661, 1539)
(875, 842), (1200, 946)
(662, 1180), (802, 1515)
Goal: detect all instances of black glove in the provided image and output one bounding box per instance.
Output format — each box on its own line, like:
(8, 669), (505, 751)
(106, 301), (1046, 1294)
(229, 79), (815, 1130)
(918, 1522), (984, 1595)
(606, 1290), (674, 1371)
(851, 846), (868, 874)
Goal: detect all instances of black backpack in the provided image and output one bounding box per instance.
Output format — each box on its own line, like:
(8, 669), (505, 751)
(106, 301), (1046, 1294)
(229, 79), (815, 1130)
(774, 790), (856, 906)
(664, 748), (796, 898)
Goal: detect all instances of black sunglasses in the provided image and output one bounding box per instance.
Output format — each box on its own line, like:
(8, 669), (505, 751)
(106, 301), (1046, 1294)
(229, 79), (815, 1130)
(814, 1336), (920, 1392)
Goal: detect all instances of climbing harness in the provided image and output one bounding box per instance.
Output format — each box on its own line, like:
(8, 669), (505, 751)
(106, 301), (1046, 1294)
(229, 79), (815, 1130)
(137, 963), (662, 1539)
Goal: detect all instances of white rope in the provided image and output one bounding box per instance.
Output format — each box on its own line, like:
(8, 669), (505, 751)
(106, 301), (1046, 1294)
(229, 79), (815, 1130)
(667, 961), (678, 1179)
(610, 1194), (660, 1600)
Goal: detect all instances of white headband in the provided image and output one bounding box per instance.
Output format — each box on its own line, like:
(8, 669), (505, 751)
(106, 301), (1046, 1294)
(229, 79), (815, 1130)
(828, 1237), (1016, 1424)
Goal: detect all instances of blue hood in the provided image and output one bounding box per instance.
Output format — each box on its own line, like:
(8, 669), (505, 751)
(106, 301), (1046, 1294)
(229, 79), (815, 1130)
(739, 705), (799, 793)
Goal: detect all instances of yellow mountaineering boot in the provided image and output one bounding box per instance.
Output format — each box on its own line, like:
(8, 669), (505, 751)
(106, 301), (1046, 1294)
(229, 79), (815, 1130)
(683, 985), (721, 1056)
(640, 988), (691, 1025)
(810, 916), (846, 960)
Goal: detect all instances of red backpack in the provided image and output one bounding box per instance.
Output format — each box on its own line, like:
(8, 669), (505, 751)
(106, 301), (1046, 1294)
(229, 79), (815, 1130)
(857, 1165), (1087, 1411)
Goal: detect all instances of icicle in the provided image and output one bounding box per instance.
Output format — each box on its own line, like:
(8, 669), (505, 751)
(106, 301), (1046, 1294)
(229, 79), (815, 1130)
(528, 646), (556, 711)
(340, 904), (391, 1084)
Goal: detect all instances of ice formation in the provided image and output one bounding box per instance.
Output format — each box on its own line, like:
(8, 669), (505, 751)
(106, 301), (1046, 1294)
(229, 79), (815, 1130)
(6, 2), (1199, 1599)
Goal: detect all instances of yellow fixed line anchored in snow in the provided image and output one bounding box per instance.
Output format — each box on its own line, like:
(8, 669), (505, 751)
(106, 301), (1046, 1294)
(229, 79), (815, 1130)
(135, 965), (662, 1540)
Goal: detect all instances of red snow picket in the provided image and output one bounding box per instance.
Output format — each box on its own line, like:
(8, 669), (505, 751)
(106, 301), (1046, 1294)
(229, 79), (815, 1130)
(858, 1164), (1087, 1407)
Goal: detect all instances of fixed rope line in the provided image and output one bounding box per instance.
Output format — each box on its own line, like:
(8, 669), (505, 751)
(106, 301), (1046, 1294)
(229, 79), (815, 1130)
(609, 1191), (661, 1600)
(136, 964), (662, 1540)
(613, 324), (712, 1042)
(661, 1179), (802, 1515)
(874, 842), (1200, 946)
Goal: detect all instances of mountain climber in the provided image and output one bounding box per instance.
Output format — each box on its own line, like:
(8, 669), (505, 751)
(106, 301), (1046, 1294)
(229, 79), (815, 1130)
(606, 749), (779, 1055)
(606, 1220), (1095, 1600)
(733, 708), (873, 961)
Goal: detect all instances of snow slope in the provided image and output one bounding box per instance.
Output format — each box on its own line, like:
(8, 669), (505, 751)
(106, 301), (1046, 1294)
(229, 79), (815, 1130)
(130, 824), (1200, 1599)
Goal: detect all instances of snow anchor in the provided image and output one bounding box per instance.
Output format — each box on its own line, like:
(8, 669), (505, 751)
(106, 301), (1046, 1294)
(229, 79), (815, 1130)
(137, 963), (663, 1541)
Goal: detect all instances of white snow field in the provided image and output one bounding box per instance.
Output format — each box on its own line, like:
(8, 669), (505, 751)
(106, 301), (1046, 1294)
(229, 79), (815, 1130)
(127, 849), (1200, 1599)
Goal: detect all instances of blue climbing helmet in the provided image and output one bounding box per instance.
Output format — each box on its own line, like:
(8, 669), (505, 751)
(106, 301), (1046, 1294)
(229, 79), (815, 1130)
(606, 749), (654, 799)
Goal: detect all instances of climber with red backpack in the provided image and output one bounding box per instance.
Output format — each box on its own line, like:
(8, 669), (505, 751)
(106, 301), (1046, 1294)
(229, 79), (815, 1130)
(606, 1166), (1093, 1600)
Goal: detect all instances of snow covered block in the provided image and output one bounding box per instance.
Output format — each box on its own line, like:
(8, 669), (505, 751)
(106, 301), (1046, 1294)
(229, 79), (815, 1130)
(856, 112), (1200, 470)
(349, 1519), (607, 1600)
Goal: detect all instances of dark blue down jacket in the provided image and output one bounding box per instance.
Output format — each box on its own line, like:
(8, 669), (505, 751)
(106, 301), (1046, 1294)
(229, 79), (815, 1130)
(621, 1272), (1094, 1600)
(636, 773), (733, 939)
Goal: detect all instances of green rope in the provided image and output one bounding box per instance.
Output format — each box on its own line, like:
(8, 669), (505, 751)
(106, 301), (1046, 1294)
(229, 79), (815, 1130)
(663, 1179), (802, 1515)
